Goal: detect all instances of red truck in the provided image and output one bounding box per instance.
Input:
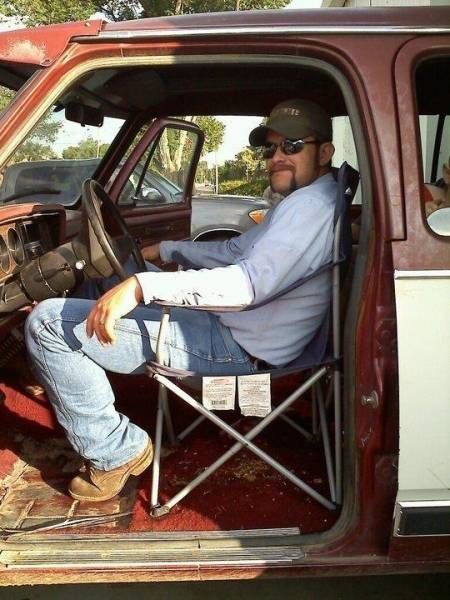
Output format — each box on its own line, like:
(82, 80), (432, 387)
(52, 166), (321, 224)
(0, 5), (449, 585)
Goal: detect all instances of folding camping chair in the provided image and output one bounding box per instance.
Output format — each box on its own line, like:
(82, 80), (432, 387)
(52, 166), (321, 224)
(146, 162), (360, 518)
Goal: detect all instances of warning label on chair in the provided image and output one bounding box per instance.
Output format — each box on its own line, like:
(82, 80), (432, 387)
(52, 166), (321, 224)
(238, 373), (271, 417)
(202, 376), (236, 410)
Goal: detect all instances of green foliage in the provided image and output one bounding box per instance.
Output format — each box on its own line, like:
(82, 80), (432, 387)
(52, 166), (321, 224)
(0, 0), (96, 26)
(195, 160), (213, 184)
(219, 177), (266, 196)
(196, 116), (225, 155)
(219, 146), (264, 182)
(0, 0), (290, 26)
(0, 87), (13, 112)
(11, 141), (58, 162)
(138, 0), (291, 18)
(4, 105), (63, 163)
(62, 136), (109, 159)
(98, 0), (143, 21)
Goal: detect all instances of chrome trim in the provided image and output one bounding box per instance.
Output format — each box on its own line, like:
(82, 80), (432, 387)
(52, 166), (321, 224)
(394, 499), (450, 537)
(394, 269), (450, 279)
(76, 25), (450, 41)
(0, 528), (305, 568)
(399, 500), (450, 508)
(1, 211), (61, 227)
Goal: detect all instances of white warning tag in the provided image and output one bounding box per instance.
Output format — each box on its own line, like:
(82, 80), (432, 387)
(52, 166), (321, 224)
(202, 376), (236, 411)
(238, 373), (271, 417)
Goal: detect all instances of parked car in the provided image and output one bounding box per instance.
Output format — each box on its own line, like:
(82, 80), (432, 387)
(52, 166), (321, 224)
(0, 5), (449, 585)
(0, 159), (269, 241)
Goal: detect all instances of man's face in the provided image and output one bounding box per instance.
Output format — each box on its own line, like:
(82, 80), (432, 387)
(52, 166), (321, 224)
(265, 130), (328, 196)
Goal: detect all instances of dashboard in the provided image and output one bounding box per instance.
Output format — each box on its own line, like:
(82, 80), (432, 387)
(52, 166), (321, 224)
(0, 204), (65, 313)
(0, 216), (60, 282)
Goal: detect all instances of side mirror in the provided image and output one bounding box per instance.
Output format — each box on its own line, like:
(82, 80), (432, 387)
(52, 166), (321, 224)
(140, 188), (166, 204)
(427, 206), (450, 236)
(65, 103), (104, 127)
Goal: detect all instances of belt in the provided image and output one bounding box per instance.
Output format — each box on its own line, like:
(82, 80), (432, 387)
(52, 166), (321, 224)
(246, 352), (275, 371)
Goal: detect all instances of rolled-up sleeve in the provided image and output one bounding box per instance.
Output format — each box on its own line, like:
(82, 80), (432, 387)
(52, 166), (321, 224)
(135, 263), (254, 307)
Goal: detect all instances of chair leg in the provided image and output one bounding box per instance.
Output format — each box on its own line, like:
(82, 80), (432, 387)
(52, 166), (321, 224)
(151, 368), (336, 517)
(177, 415), (206, 441)
(150, 384), (165, 511)
(312, 384), (319, 436)
(161, 387), (177, 447)
(316, 383), (336, 503)
(280, 414), (313, 441)
(334, 367), (342, 504)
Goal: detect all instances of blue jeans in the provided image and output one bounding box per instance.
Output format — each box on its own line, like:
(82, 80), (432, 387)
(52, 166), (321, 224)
(25, 261), (254, 470)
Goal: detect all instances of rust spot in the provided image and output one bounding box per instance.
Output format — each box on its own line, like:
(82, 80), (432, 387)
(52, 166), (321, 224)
(5, 40), (47, 65)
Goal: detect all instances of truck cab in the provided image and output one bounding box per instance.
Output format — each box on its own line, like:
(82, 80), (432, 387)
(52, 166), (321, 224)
(0, 6), (449, 584)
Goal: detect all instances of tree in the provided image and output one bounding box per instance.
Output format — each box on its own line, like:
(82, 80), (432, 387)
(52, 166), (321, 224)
(0, 87), (13, 112)
(137, 0), (291, 18)
(62, 136), (109, 159)
(1, 88), (63, 162)
(0, 0), (96, 26)
(234, 146), (264, 180)
(155, 116), (224, 183)
(0, 0), (290, 26)
(197, 116), (225, 156)
(11, 141), (58, 162)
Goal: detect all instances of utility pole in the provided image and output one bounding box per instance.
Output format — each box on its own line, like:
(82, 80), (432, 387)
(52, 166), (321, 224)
(215, 151), (219, 194)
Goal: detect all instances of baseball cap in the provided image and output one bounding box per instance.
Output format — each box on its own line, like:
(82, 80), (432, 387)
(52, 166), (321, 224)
(249, 99), (332, 147)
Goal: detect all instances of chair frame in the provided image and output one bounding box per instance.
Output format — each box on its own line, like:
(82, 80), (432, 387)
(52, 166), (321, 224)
(146, 163), (358, 518)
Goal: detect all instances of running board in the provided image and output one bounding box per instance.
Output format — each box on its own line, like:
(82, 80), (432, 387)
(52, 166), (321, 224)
(0, 528), (304, 569)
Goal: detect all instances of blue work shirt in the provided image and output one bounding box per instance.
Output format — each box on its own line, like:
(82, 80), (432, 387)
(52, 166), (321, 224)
(136, 171), (337, 366)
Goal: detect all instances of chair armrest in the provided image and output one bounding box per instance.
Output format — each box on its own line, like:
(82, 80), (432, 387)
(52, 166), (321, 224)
(152, 300), (247, 313)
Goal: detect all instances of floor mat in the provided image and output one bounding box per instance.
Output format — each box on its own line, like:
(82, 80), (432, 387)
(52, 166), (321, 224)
(0, 375), (339, 536)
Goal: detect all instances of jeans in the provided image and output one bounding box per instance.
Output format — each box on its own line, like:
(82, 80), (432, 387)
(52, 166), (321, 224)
(25, 260), (255, 470)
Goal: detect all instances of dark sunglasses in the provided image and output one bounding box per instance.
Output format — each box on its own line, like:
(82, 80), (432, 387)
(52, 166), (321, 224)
(260, 139), (322, 159)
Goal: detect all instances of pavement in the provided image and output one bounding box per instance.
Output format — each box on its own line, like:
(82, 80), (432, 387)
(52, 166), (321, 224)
(2, 575), (450, 599)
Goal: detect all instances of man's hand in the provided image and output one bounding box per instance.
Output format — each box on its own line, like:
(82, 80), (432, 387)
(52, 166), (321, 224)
(142, 243), (161, 262)
(86, 276), (144, 345)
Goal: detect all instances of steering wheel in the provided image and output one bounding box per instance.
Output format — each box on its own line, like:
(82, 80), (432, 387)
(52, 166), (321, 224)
(81, 179), (146, 281)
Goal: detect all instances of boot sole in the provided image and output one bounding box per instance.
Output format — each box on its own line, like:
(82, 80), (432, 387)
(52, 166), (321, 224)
(69, 440), (153, 502)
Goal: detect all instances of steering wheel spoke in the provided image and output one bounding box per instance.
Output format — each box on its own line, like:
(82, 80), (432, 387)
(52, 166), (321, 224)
(81, 179), (146, 281)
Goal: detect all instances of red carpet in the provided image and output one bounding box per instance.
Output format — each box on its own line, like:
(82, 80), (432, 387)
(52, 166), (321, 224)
(0, 373), (339, 534)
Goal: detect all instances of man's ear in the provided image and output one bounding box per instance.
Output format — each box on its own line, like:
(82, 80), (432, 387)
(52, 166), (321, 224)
(319, 142), (335, 166)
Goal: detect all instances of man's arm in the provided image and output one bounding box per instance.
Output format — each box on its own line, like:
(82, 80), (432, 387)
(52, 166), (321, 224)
(135, 264), (253, 307)
(142, 218), (268, 269)
(85, 264), (254, 344)
(137, 188), (333, 309)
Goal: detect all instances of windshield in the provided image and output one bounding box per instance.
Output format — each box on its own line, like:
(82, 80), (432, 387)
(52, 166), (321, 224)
(0, 104), (124, 206)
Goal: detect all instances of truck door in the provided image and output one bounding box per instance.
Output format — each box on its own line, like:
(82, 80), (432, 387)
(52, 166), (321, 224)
(108, 118), (204, 255)
(391, 38), (450, 551)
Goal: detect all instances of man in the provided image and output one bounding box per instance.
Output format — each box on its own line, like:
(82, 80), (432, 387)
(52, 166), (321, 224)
(25, 99), (336, 502)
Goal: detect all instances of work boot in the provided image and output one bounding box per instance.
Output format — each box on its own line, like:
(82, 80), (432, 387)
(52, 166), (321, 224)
(69, 439), (153, 502)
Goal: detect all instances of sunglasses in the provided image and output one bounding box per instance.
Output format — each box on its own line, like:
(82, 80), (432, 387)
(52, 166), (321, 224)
(260, 139), (322, 159)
